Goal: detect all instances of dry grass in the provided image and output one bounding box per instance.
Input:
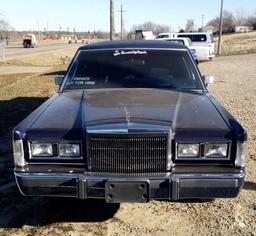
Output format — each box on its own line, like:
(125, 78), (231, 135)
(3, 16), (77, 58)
(6, 46), (79, 67)
(0, 69), (62, 138)
(219, 31), (256, 55)
(0, 73), (33, 88)
(5, 39), (104, 67)
(0, 72), (57, 100)
(5, 33), (256, 66)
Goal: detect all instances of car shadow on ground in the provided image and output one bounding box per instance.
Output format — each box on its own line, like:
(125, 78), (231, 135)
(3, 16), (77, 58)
(0, 97), (48, 140)
(0, 188), (120, 228)
(243, 181), (256, 191)
(17, 198), (120, 227)
(41, 70), (66, 76)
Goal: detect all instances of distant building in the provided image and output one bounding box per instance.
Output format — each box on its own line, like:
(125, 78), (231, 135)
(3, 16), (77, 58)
(44, 34), (60, 40)
(60, 34), (76, 41)
(235, 26), (253, 33)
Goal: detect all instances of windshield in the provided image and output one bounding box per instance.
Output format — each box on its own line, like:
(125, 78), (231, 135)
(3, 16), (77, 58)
(63, 50), (202, 91)
(156, 35), (169, 39)
(178, 34), (207, 42)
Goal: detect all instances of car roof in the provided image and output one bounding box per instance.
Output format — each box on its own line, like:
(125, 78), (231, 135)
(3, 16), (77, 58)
(178, 32), (210, 35)
(157, 37), (189, 41)
(78, 40), (187, 51)
(157, 32), (173, 35)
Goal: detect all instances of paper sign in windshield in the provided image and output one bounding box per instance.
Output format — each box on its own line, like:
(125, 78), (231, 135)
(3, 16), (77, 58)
(66, 77), (95, 86)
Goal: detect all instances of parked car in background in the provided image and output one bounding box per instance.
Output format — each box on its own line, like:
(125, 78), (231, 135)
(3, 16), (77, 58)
(135, 30), (155, 40)
(156, 37), (198, 64)
(22, 33), (37, 48)
(177, 32), (215, 61)
(156, 32), (215, 61)
(155, 32), (177, 39)
(13, 40), (247, 203)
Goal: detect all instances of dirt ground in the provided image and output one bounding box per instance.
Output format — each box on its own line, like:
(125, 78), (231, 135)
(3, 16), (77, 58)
(0, 54), (255, 236)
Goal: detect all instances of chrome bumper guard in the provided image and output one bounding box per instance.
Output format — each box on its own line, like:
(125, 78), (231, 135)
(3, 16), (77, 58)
(15, 172), (244, 202)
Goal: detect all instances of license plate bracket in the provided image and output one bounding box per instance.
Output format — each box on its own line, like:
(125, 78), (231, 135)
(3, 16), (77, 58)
(105, 181), (149, 203)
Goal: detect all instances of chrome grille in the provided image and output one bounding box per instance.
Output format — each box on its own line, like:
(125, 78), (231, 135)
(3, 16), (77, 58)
(88, 135), (167, 174)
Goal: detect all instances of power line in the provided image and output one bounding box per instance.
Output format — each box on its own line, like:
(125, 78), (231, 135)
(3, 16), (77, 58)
(201, 14), (205, 30)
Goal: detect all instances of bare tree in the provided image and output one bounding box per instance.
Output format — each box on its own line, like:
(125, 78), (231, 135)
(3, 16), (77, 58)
(130, 21), (170, 35)
(235, 8), (248, 25)
(206, 17), (220, 32)
(185, 19), (195, 32)
(246, 16), (256, 29)
(0, 13), (10, 43)
(222, 10), (236, 33)
(206, 10), (236, 34)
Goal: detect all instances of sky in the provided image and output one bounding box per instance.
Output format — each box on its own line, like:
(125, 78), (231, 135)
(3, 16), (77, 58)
(0, 0), (256, 32)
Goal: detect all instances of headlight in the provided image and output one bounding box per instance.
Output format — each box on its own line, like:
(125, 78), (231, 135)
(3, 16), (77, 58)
(59, 143), (80, 157)
(177, 144), (199, 158)
(235, 142), (247, 167)
(31, 143), (53, 157)
(205, 144), (228, 158)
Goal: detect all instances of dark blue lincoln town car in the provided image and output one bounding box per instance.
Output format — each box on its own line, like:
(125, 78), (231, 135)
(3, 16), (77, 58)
(13, 40), (247, 203)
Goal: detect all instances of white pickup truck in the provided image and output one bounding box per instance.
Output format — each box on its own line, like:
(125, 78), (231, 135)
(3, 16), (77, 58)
(156, 37), (198, 64)
(156, 32), (215, 61)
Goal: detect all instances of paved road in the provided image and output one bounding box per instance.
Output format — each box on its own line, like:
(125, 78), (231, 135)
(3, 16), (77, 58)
(2, 43), (78, 60)
(0, 65), (50, 74)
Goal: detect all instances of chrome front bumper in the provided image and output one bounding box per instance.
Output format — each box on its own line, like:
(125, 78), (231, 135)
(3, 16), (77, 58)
(15, 171), (245, 202)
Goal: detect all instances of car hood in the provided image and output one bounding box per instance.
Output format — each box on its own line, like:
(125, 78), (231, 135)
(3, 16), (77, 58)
(24, 89), (231, 141)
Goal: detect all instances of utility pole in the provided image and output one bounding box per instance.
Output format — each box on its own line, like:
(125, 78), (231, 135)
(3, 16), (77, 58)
(1, 42), (6, 63)
(2, 46), (5, 62)
(110, 0), (115, 40)
(121, 4), (124, 40)
(217, 0), (224, 55)
(37, 20), (40, 42)
(119, 4), (126, 40)
(201, 14), (204, 31)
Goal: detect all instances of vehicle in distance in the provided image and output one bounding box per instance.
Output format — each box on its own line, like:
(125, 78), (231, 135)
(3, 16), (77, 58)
(135, 30), (155, 40)
(156, 37), (198, 64)
(156, 32), (215, 61)
(13, 40), (247, 203)
(23, 33), (37, 48)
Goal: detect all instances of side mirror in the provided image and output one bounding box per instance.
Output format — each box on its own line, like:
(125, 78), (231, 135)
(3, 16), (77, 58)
(54, 75), (65, 85)
(202, 75), (214, 87)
